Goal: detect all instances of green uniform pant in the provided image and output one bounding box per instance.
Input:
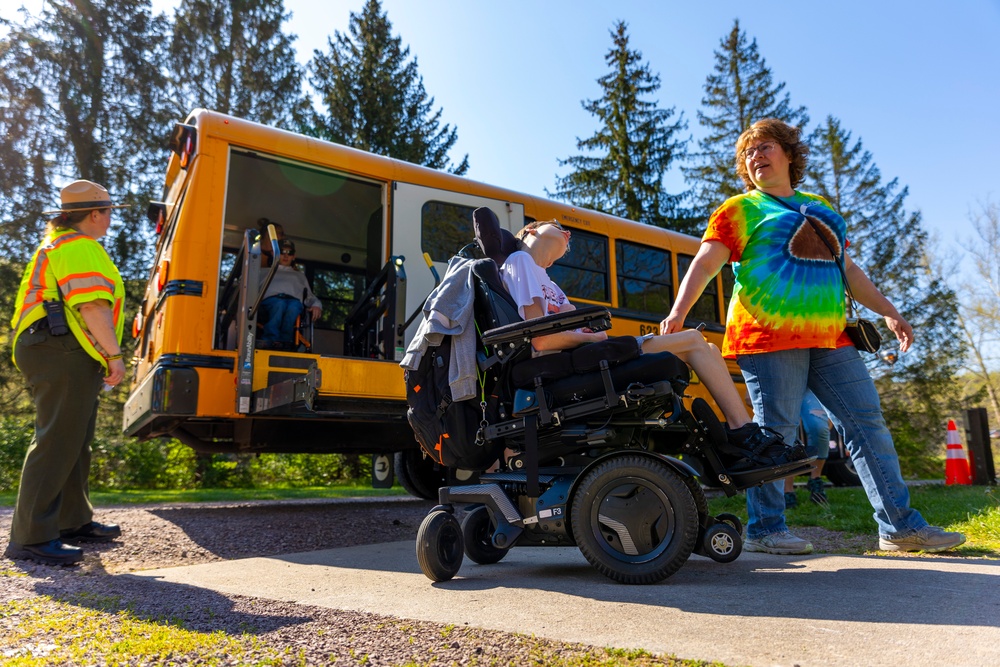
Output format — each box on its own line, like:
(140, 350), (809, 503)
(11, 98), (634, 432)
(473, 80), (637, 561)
(10, 326), (103, 546)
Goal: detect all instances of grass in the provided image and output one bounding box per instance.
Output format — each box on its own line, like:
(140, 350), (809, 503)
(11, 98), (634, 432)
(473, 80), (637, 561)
(707, 483), (1000, 556)
(0, 484), (408, 507)
(0, 596), (284, 666)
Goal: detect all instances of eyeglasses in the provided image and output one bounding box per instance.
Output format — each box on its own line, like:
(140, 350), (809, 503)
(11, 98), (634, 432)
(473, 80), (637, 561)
(741, 141), (779, 160)
(280, 250), (294, 256)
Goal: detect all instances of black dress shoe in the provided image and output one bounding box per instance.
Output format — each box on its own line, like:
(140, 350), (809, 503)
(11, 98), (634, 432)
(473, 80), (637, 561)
(60, 521), (122, 542)
(8, 539), (84, 566)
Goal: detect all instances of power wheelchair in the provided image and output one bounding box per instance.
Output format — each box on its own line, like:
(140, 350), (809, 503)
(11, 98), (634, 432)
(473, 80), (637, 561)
(412, 212), (812, 585)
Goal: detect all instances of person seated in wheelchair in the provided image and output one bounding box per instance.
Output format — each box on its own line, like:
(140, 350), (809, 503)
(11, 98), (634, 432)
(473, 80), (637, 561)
(257, 239), (322, 348)
(503, 219), (800, 468)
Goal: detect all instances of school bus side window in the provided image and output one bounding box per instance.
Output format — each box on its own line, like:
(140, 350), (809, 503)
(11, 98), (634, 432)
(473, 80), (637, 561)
(677, 253), (720, 325)
(720, 263), (735, 318)
(421, 201), (476, 262)
(550, 229), (608, 302)
(615, 240), (672, 318)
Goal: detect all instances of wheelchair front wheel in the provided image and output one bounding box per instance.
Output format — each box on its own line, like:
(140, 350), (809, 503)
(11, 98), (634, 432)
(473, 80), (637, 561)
(571, 455), (698, 584)
(702, 523), (742, 563)
(715, 512), (743, 537)
(416, 510), (464, 581)
(461, 506), (509, 565)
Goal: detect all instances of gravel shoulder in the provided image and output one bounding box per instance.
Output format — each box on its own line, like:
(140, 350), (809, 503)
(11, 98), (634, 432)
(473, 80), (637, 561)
(0, 497), (978, 666)
(1, 499), (695, 666)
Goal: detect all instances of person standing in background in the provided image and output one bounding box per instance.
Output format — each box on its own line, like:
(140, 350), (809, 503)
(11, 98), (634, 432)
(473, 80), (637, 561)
(784, 390), (830, 508)
(5, 180), (127, 566)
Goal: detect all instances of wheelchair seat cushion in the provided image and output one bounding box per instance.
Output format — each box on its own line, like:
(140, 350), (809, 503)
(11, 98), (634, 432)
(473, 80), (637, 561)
(511, 351), (574, 387)
(544, 351), (689, 405)
(511, 336), (643, 388)
(570, 336), (641, 373)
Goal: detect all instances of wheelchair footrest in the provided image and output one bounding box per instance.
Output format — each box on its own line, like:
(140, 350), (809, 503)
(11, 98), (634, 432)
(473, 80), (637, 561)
(726, 457), (817, 490)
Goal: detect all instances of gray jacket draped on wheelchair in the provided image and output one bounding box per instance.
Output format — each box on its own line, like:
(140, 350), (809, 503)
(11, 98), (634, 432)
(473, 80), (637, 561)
(401, 255), (480, 402)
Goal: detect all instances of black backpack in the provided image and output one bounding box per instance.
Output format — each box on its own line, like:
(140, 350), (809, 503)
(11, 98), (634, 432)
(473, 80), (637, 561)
(404, 336), (503, 470)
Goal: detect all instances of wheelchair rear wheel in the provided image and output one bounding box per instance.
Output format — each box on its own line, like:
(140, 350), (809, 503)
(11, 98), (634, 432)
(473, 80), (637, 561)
(461, 506), (509, 565)
(396, 450), (449, 500)
(570, 455), (699, 584)
(416, 510), (464, 581)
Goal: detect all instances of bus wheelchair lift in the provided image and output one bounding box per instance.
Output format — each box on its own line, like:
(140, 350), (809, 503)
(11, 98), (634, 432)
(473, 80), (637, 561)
(411, 212), (813, 584)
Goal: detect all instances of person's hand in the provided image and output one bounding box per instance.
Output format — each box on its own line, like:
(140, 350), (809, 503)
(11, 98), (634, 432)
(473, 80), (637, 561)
(308, 306), (322, 320)
(885, 314), (914, 353)
(589, 330), (608, 342)
(103, 358), (127, 388)
(660, 312), (685, 335)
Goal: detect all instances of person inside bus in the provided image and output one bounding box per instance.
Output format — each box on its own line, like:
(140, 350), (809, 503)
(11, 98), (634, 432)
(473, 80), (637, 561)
(501, 219), (802, 470)
(257, 218), (285, 267)
(661, 117), (964, 555)
(258, 239), (322, 348)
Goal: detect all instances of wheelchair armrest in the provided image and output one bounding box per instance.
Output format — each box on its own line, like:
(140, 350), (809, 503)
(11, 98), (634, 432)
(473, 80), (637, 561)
(481, 305), (611, 347)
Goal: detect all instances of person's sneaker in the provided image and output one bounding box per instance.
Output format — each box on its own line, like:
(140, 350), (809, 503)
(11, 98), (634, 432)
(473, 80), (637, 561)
(878, 526), (966, 553)
(744, 530), (813, 555)
(722, 423), (806, 470)
(806, 477), (829, 506)
(783, 491), (798, 509)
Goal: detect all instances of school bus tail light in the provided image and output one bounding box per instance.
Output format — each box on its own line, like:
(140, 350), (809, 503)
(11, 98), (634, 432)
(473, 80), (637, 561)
(132, 312), (142, 338)
(156, 260), (170, 291)
(168, 122), (197, 169)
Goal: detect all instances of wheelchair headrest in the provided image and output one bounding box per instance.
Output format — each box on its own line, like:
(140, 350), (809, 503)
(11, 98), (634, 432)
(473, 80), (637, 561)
(474, 207), (518, 268)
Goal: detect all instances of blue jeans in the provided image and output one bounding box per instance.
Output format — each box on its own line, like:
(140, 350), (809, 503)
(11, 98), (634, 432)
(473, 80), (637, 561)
(738, 346), (927, 540)
(259, 295), (303, 344)
(800, 390), (830, 460)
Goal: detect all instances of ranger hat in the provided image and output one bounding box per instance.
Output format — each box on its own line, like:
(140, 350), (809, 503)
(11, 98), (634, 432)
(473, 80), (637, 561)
(43, 180), (128, 215)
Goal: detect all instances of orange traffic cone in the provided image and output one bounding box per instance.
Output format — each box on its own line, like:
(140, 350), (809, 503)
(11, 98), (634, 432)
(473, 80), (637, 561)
(944, 419), (972, 485)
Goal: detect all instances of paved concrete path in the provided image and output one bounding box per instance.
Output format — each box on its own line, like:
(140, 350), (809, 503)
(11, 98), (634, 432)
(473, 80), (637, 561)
(133, 542), (1000, 667)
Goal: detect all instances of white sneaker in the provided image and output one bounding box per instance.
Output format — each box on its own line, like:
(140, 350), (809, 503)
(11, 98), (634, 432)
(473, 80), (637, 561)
(878, 526), (966, 553)
(744, 530), (813, 555)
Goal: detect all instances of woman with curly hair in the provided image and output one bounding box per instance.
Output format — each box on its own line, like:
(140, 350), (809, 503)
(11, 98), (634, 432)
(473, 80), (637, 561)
(661, 118), (964, 555)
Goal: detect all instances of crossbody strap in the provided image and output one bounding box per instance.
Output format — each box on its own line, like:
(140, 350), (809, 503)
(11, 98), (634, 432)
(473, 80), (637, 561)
(757, 190), (861, 317)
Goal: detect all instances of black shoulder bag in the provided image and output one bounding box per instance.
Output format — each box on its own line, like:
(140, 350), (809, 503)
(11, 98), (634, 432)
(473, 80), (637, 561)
(759, 192), (881, 354)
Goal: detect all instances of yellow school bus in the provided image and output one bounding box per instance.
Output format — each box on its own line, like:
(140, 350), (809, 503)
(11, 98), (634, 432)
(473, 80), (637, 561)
(123, 109), (739, 496)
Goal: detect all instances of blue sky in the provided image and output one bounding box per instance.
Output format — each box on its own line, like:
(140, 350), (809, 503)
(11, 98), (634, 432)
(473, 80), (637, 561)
(6, 0), (999, 252)
(293, 0), (1000, 257)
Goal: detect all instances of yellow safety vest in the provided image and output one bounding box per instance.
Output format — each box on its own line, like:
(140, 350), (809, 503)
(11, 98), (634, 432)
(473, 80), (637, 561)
(10, 229), (125, 371)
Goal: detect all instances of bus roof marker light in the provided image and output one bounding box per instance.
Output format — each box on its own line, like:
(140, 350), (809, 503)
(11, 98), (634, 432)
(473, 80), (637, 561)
(147, 201), (167, 234)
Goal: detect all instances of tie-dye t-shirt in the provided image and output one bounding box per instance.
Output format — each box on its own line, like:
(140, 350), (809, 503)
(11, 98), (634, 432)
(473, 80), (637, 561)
(704, 189), (853, 358)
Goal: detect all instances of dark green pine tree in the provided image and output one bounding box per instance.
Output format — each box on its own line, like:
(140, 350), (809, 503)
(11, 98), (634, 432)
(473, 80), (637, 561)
(684, 19), (809, 223)
(805, 116), (965, 457)
(0, 0), (172, 414)
(166, 0), (309, 129)
(306, 0), (468, 174)
(549, 21), (689, 231)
